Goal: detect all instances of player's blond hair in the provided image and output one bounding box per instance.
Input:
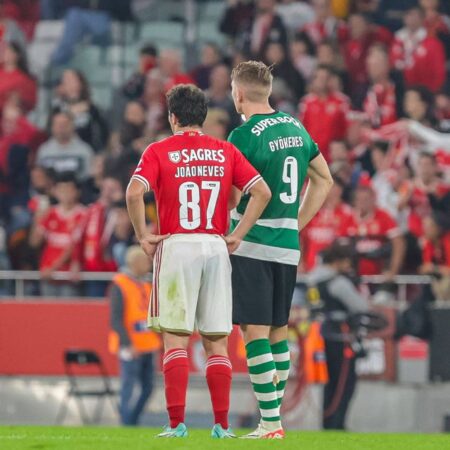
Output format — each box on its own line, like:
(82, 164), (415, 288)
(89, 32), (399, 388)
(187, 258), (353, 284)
(231, 61), (273, 102)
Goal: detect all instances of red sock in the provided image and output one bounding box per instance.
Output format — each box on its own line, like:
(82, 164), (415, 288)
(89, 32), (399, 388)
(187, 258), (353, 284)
(163, 349), (189, 428)
(206, 355), (232, 429)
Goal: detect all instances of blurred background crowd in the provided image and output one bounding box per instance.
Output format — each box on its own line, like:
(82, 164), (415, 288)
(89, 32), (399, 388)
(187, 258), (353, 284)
(0, 0), (449, 299)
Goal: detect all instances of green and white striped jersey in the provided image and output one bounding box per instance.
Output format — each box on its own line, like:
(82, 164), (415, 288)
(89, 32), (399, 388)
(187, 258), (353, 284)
(229, 110), (320, 266)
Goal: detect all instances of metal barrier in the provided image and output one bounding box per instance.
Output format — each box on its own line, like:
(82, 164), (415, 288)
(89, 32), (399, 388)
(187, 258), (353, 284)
(0, 270), (432, 300)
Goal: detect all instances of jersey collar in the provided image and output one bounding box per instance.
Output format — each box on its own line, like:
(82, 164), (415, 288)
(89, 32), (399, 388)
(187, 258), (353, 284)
(174, 130), (204, 136)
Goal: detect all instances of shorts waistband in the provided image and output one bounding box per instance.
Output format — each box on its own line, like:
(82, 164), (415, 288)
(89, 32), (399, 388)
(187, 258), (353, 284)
(165, 233), (224, 243)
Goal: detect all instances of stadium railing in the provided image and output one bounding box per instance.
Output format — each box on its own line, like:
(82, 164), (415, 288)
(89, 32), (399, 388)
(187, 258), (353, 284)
(0, 271), (432, 301)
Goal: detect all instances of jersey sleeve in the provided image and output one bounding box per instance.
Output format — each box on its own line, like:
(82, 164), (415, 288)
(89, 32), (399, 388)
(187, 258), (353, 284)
(231, 144), (262, 194)
(131, 145), (159, 192)
(228, 127), (251, 159)
(306, 133), (320, 161)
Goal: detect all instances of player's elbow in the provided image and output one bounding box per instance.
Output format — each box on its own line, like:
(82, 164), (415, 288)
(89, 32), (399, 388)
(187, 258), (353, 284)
(259, 181), (272, 204)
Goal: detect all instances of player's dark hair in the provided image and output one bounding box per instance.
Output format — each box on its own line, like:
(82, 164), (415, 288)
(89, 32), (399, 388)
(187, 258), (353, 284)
(166, 84), (208, 127)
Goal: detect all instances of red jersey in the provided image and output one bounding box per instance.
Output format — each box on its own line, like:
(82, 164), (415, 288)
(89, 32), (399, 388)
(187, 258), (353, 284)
(363, 81), (398, 128)
(81, 202), (118, 272)
(390, 28), (446, 93)
(422, 233), (450, 268)
(299, 93), (349, 161)
(132, 130), (261, 235)
(347, 208), (401, 276)
(38, 205), (86, 271)
(302, 203), (354, 271)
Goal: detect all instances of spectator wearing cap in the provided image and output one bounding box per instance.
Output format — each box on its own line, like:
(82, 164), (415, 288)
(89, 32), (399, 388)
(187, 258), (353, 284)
(37, 112), (94, 183)
(390, 7), (446, 93)
(29, 173), (86, 297)
(299, 65), (349, 162)
(347, 183), (405, 279)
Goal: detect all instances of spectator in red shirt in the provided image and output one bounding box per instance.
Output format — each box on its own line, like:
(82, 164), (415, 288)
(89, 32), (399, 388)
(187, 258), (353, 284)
(0, 41), (36, 113)
(399, 152), (450, 238)
(0, 102), (43, 219)
(349, 184), (405, 278)
(299, 65), (349, 161)
(342, 14), (393, 106)
(157, 49), (195, 93)
(420, 0), (450, 37)
(302, 178), (354, 271)
(390, 7), (446, 93)
(420, 213), (450, 277)
(29, 173), (86, 297)
(302, 0), (347, 46)
(80, 175), (124, 297)
(363, 44), (400, 128)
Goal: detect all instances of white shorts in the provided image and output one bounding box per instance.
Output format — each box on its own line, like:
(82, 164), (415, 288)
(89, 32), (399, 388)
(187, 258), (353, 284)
(148, 234), (232, 335)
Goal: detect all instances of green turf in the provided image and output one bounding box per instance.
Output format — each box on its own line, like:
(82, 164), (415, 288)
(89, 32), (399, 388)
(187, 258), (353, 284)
(0, 426), (449, 450)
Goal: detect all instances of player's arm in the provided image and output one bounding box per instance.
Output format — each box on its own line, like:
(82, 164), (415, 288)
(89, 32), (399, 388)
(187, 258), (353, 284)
(298, 153), (333, 231)
(126, 179), (169, 259)
(228, 186), (242, 210)
(225, 179), (271, 254)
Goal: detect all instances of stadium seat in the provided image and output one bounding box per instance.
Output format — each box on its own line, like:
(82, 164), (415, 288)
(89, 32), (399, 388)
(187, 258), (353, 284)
(34, 21), (64, 42)
(202, 1), (226, 22)
(55, 349), (118, 425)
(139, 21), (184, 46)
(197, 22), (226, 47)
(92, 86), (114, 111)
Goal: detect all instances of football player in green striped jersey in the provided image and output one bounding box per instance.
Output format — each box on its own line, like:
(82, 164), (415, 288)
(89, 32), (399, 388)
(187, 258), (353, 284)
(228, 61), (333, 439)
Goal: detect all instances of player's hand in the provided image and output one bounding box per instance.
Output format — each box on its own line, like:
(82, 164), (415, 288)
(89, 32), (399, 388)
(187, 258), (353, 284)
(223, 234), (242, 254)
(139, 233), (170, 259)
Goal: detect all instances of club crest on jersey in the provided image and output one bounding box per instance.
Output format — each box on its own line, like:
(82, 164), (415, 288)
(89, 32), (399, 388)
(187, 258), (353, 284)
(168, 151), (181, 163)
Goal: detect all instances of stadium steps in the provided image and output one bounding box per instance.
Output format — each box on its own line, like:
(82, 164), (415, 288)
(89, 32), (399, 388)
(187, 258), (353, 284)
(138, 21), (184, 46)
(196, 21), (226, 47)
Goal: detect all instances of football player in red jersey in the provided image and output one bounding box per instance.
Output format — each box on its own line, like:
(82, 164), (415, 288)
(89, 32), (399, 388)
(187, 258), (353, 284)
(126, 84), (271, 438)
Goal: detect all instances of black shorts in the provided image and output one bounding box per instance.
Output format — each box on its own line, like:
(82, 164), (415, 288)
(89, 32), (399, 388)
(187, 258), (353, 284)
(231, 255), (297, 327)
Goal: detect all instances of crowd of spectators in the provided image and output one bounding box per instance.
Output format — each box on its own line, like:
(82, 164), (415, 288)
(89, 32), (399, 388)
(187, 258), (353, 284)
(0, 0), (449, 299)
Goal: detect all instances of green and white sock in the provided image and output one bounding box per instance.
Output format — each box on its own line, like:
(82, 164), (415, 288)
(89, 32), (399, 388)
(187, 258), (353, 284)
(271, 340), (291, 406)
(246, 339), (281, 430)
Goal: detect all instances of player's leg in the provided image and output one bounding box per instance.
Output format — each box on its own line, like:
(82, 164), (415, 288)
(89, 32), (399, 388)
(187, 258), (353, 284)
(231, 255), (282, 437)
(160, 332), (190, 435)
(201, 335), (235, 437)
(269, 326), (290, 406)
(152, 236), (202, 437)
(197, 237), (234, 437)
(269, 262), (298, 407)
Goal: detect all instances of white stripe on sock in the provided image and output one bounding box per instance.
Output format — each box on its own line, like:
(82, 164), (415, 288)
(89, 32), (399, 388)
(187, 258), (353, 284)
(255, 391), (279, 402)
(276, 369), (290, 381)
(247, 353), (274, 367)
(273, 351), (290, 363)
(261, 407), (281, 418)
(249, 370), (277, 385)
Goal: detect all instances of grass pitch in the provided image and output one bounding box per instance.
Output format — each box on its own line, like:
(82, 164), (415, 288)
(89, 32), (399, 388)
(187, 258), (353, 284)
(0, 426), (449, 450)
